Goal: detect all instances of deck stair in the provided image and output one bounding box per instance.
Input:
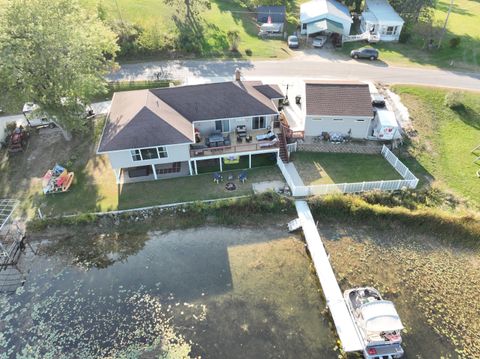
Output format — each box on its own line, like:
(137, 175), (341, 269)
(279, 125), (289, 163)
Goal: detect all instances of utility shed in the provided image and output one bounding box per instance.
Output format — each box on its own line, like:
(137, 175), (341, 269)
(360, 0), (404, 41)
(300, 0), (352, 37)
(303, 81), (374, 139)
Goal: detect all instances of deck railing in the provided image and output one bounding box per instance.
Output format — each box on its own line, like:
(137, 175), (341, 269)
(190, 140), (279, 158)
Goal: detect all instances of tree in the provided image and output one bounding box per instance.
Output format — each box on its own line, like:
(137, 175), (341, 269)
(227, 30), (241, 52)
(389, 0), (437, 24)
(0, 0), (119, 140)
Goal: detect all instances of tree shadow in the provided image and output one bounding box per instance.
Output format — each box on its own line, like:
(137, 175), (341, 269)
(436, 1), (474, 16)
(453, 105), (480, 130)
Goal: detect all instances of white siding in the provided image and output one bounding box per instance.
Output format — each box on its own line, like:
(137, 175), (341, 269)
(108, 143), (191, 169)
(304, 115), (373, 139)
(193, 115), (276, 135)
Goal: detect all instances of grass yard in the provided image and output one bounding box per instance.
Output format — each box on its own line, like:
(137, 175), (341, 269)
(392, 85), (480, 206)
(79, 0), (291, 60)
(291, 152), (402, 185)
(343, 0), (480, 71)
(0, 117), (284, 218)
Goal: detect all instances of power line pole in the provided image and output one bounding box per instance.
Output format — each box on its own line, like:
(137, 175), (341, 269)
(438, 0), (454, 48)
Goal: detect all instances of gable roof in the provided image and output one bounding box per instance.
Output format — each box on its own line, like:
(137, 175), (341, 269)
(98, 81), (280, 153)
(300, 0), (352, 24)
(365, 0), (404, 25)
(98, 90), (193, 153)
(257, 6), (286, 23)
(150, 82), (278, 122)
(305, 81), (373, 117)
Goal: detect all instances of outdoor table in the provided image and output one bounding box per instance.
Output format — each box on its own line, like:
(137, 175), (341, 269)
(208, 133), (224, 147)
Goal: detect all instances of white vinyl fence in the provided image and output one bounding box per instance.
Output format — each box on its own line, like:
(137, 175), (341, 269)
(277, 145), (418, 197)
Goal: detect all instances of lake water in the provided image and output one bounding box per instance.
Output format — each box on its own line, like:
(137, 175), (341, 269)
(0, 227), (338, 358)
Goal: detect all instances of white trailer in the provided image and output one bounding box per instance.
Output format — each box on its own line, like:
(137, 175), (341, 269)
(372, 109), (398, 140)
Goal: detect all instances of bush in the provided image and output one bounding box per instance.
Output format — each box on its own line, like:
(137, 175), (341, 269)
(449, 37), (461, 48)
(245, 48), (252, 56)
(444, 91), (465, 110)
(6, 122), (17, 133)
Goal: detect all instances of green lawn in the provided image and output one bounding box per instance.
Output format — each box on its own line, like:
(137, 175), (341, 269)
(343, 0), (480, 71)
(392, 85), (480, 206)
(291, 152), (402, 185)
(0, 116), (284, 217)
(79, 0), (291, 60)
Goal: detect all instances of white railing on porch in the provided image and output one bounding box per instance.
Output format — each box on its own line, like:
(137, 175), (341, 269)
(277, 145), (419, 197)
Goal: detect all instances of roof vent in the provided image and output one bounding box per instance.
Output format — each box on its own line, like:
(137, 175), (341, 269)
(234, 68), (241, 81)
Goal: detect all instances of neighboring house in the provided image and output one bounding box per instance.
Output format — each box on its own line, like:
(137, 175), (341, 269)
(97, 81), (285, 183)
(300, 0), (352, 37)
(360, 0), (404, 42)
(257, 5), (286, 23)
(303, 81), (374, 139)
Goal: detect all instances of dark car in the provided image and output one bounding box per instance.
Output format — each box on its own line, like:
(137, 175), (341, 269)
(287, 35), (299, 49)
(350, 47), (379, 60)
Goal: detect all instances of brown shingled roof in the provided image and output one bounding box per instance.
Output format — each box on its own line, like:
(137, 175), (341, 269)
(150, 81), (278, 122)
(305, 82), (373, 117)
(98, 81), (280, 153)
(98, 90), (193, 153)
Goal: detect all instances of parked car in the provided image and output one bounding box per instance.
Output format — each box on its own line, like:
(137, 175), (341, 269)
(350, 47), (379, 60)
(22, 102), (56, 128)
(371, 93), (386, 107)
(287, 35), (299, 49)
(312, 35), (327, 48)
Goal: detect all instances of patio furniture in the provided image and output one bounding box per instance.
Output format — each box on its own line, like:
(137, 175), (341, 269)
(238, 171), (247, 183)
(237, 135), (243, 143)
(223, 134), (231, 146)
(208, 132), (225, 147)
(236, 125), (247, 137)
(213, 172), (223, 183)
(245, 135), (252, 143)
(256, 131), (276, 141)
(259, 138), (279, 148)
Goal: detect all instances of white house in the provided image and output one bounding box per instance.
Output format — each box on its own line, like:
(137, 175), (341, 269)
(303, 81), (374, 139)
(300, 0), (352, 37)
(360, 0), (404, 42)
(97, 80), (285, 183)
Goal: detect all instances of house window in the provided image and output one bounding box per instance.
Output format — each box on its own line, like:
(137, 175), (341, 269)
(131, 149), (142, 162)
(157, 146), (168, 158)
(385, 26), (395, 35)
(252, 116), (266, 129)
(333, 118), (343, 121)
(215, 119), (230, 132)
(302, 23), (307, 30)
(355, 119), (365, 122)
(140, 147), (159, 160)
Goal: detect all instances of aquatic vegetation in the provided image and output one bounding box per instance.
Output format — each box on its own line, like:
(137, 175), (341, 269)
(322, 225), (480, 358)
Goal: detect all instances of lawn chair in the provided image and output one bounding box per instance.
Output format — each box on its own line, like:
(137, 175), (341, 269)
(238, 171), (247, 183)
(213, 172), (223, 183)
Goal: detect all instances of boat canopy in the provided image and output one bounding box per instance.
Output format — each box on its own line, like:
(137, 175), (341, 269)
(361, 300), (404, 332)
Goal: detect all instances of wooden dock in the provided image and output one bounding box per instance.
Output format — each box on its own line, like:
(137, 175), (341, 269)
(294, 200), (364, 353)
